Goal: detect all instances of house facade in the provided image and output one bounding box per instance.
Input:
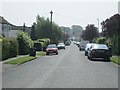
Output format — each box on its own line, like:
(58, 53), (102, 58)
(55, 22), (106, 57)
(0, 16), (11, 37)
(0, 16), (31, 38)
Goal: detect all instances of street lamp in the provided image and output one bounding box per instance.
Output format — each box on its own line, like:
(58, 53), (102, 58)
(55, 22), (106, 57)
(97, 18), (99, 32)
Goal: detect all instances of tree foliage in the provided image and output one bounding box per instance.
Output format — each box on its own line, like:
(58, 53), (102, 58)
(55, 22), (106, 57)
(101, 14), (120, 55)
(30, 15), (62, 44)
(101, 14), (120, 37)
(17, 32), (33, 55)
(81, 24), (99, 42)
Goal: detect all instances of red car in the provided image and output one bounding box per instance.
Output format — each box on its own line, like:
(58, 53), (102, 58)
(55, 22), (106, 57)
(46, 44), (58, 55)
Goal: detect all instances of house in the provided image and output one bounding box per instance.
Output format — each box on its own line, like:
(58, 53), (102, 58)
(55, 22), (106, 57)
(0, 16), (31, 38)
(0, 16), (11, 37)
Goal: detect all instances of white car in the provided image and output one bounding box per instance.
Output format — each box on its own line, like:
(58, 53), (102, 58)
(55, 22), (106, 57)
(85, 43), (96, 56)
(79, 40), (89, 51)
(57, 43), (65, 49)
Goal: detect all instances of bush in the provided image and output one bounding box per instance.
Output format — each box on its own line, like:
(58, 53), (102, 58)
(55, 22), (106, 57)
(1, 38), (18, 60)
(0, 39), (2, 61)
(34, 41), (44, 51)
(111, 35), (120, 55)
(37, 38), (50, 51)
(17, 32), (34, 55)
(8, 38), (18, 58)
(95, 38), (107, 44)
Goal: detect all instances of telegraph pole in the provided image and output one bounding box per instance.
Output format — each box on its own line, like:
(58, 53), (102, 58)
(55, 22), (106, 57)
(50, 10), (53, 40)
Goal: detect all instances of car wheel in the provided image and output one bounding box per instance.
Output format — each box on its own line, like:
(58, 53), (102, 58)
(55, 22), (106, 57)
(79, 48), (81, 51)
(56, 52), (58, 55)
(106, 57), (110, 61)
(88, 56), (92, 60)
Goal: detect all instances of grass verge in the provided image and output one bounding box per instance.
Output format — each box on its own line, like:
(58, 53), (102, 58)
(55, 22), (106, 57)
(110, 56), (120, 65)
(4, 56), (37, 64)
(37, 51), (46, 56)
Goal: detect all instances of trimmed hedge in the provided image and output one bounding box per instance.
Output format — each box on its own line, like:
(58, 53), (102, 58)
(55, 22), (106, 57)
(37, 38), (50, 51)
(17, 32), (34, 55)
(0, 39), (2, 61)
(34, 41), (44, 51)
(1, 37), (18, 60)
(111, 36), (120, 55)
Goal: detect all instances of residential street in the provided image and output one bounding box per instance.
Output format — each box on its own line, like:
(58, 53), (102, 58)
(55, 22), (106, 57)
(2, 44), (118, 88)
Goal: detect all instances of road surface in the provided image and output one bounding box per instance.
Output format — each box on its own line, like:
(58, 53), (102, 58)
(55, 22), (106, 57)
(2, 44), (118, 88)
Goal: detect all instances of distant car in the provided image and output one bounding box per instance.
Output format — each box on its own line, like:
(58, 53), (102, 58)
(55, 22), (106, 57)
(46, 44), (58, 55)
(76, 41), (80, 47)
(87, 44), (112, 61)
(79, 40), (89, 51)
(85, 43), (96, 56)
(57, 43), (65, 49)
(65, 41), (71, 46)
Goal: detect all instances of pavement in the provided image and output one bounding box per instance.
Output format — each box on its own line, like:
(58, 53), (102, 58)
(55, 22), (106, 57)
(2, 44), (119, 88)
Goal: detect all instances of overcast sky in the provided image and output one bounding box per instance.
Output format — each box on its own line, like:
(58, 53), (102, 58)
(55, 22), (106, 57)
(0, 0), (119, 32)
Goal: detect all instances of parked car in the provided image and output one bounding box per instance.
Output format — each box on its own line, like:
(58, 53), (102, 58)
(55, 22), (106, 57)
(76, 41), (80, 47)
(79, 40), (89, 51)
(57, 43), (65, 49)
(46, 44), (58, 55)
(65, 41), (71, 46)
(85, 43), (96, 56)
(87, 44), (112, 61)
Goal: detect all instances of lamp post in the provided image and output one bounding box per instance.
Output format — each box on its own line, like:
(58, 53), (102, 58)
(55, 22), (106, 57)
(50, 10), (53, 40)
(97, 18), (99, 32)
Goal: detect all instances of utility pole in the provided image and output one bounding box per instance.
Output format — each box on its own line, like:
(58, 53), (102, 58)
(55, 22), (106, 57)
(97, 18), (99, 32)
(50, 10), (53, 40)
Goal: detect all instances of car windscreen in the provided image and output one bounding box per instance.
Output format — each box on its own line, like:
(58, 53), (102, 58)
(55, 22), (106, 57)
(47, 45), (57, 48)
(93, 45), (108, 49)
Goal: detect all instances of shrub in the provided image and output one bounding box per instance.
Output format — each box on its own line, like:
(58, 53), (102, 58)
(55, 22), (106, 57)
(96, 38), (107, 44)
(8, 38), (18, 58)
(37, 38), (50, 51)
(17, 32), (34, 55)
(111, 35), (120, 55)
(0, 39), (2, 61)
(1, 38), (18, 60)
(34, 41), (44, 51)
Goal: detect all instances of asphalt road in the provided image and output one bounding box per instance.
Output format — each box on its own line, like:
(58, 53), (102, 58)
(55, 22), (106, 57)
(2, 44), (118, 88)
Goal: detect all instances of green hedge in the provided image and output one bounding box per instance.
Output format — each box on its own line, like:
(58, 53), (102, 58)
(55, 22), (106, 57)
(95, 38), (107, 44)
(0, 39), (2, 61)
(17, 32), (34, 55)
(38, 38), (50, 47)
(37, 38), (50, 51)
(1, 38), (18, 60)
(34, 41), (44, 51)
(111, 36), (120, 55)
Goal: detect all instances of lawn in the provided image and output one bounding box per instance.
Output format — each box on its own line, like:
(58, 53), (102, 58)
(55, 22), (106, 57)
(36, 51), (46, 56)
(4, 56), (37, 64)
(111, 56), (120, 65)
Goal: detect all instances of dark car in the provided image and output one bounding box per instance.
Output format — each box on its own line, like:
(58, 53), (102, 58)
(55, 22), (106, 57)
(65, 41), (71, 46)
(46, 44), (58, 55)
(87, 44), (112, 61)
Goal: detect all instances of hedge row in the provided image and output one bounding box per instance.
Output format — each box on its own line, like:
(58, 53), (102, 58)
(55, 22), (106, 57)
(34, 38), (50, 51)
(1, 37), (18, 60)
(0, 39), (2, 61)
(17, 32), (34, 55)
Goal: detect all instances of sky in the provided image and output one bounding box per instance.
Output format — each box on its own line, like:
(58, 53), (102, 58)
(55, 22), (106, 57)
(0, 0), (119, 32)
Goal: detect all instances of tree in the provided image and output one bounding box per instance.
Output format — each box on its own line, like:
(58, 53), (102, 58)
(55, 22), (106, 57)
(81, 24), (99, 42)
(30, 22), (37, 40)
(101, 14), (120, 55)
(23, 23), (26, 32)
(101, 14), (120, 37)
(32, 15), (62, 44)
